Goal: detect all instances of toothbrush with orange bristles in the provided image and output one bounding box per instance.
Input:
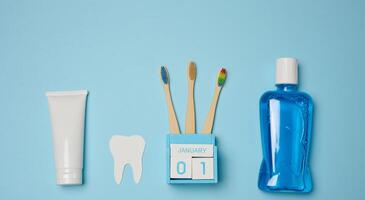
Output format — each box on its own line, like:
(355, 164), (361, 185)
(160, 66), (181, 134)
(202, 68), (227, 134)
(185, 61), (197, 134)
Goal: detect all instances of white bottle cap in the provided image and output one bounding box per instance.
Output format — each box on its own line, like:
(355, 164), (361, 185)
(276, 57), (298, 84)
(56, 168), (82, 185)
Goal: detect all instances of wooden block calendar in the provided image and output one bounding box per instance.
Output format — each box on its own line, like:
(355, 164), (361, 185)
(166, 134), (218, 184)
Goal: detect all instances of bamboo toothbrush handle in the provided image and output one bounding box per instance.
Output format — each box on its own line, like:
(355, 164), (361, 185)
(202, 87), (221, 134)
(185, 81), (196, 134)
(164, 86), (180, 134)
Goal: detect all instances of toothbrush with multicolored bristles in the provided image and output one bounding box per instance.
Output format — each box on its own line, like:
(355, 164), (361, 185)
(185, 61), (197, 134)
(202, 68), (227, 134)
(160, 66), (181, 134)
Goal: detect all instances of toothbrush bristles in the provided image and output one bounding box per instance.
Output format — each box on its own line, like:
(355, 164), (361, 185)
(218, 68), (227, 87)
(188, 61), (197, 80)
(161, 66), (169, 84)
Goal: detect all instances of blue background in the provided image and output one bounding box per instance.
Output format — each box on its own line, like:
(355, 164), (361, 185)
(0, 0), (364, 199)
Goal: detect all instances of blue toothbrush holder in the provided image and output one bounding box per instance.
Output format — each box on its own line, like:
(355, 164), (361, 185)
(166, 134), (218, 184)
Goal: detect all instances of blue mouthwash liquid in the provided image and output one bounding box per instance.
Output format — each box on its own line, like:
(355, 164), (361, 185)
(258, 58), (313, 193)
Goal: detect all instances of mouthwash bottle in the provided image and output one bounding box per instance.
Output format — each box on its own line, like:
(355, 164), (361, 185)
(258, 58), (313, 193)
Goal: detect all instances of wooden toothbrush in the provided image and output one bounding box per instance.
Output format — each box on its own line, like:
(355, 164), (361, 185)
(160, 66), (181, 134)
(202, 68), (227, 134)
(185, 61), (197, 134)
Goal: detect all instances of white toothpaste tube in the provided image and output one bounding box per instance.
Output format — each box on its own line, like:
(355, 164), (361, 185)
(46, 90), (88, 185)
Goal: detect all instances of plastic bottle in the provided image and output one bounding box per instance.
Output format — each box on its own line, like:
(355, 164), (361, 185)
(258, 58), (313, 192)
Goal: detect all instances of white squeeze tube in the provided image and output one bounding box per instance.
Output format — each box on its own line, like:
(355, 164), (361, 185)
(46, 90), (88, 185)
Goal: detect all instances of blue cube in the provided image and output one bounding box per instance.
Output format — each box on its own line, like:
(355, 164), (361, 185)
(166, 134), (218, 184)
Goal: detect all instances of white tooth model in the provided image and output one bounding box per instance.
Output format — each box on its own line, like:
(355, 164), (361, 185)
(109, 135), (146, 184)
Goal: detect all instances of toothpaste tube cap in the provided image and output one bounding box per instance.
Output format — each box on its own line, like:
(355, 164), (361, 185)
(56, 168), (82, 185)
